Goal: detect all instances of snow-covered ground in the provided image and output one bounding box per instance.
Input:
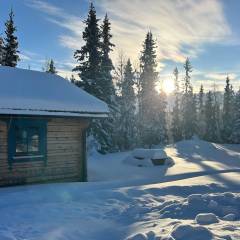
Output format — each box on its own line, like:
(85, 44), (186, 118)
(1, 139), (240, 240)
(89, 139), (240, 187)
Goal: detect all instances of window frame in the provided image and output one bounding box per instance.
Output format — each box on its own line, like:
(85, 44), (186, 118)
(8, 119), (47, 168)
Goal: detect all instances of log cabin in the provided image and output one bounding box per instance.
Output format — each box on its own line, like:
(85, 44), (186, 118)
(0, 66), (108, 186)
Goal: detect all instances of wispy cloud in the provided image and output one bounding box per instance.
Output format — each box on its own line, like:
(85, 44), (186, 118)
(192, 70), (240, 91)
(25, 0), (84, 49)
(25, 0), (65, 17)
(96, 0), (232, 63)
(205, 72), (237, 81)
(58, 35), (81, 50)
(19, 47), (78, 79)
(25, 0), (236, 88)
(26, 0), (233, 65)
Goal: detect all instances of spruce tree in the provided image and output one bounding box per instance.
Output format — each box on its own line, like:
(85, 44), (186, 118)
(0, 37), (4, 65)
(100, 14), (115, 101)
(204, 91), (215, 141)
(73, 3), (101, 97)
(46, 59), (57, 74)
(113, 53), (126, 149)
(231, 89), (240, 143)
(3, 9), (19, 67)
(192, 91), (197, 135)
(171, 67), (182, 142)
(74, 4), (117, 153)
(95, 13), (117, 153)
(212, 87), (221, 142)
(118, 59), (136, 150)
(137, 32), (168, 146)
(183, 58), (192, 93)
(197, 85), (206, 138)
(73, 3), (105, 153)
(156, 90), (168, 144)
(115, 52), (126, 95)
(182, 58), (196, 139)
(222, 76), (234, 142)
(204, 90), (220, 142)
(138, 32), (160, 147)
(134, 62), (142, 146)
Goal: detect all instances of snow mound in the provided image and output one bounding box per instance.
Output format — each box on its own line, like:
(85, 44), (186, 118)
(126, 231), (157, 240)
(208, 200), (218, 209)
(133, 149), (167, 159)
(171, 224), (213, 240)
(126, 233), (148, 240)
(124, 148), (173, 167)
(195, 213), (219, 225)
(187, 194), (203, 205)
(160, 192), (240, 221)
(223, 213), (236, 221)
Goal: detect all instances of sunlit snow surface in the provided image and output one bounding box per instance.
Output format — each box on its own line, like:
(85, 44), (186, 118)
(1, 139), (240, 240)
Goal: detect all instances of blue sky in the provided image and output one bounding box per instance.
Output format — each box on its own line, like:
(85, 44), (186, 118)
(0, 0), (240, 91)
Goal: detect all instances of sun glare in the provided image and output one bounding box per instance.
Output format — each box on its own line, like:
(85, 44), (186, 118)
(156, 79), (175, 94)
(163, 79), (175, 94)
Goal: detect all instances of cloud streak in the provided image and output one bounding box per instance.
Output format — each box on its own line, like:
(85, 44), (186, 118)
(96, 0), (232, 62)
(26, 0), (232, 64)
(25, 0), (84, 49)
(205, 72), (237, 81)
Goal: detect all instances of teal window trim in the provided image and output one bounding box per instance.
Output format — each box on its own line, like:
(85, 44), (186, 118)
(81, 129), (87, 182)
(7, 119), (47, 169)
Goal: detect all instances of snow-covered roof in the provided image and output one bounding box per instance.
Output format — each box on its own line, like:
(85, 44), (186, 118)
(0, 66), (109, 117)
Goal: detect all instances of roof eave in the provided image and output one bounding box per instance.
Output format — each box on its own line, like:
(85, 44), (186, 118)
(0, 108), (109, 118)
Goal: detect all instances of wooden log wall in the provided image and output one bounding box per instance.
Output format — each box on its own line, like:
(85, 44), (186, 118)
(0, 116), (89, 186)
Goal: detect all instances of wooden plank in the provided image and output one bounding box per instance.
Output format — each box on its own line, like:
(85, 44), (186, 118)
(47, 140), (82, 145)
(47, 123), (86, 127)
(0, 161), (81, 174)
(0, 136), (82, 142)
(47, 141), (81, 146)
(47, 132), (82, 138)
(0, 117), (87, 185)
(0, 157), (82, 167)
(0, 171), (81, 185)
(48, 127), (84, 132)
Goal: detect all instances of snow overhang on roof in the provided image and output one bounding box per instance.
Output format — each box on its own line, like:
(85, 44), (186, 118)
(0, 66), (109, 117)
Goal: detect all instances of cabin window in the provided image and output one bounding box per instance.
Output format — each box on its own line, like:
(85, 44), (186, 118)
(8, 119), (47, 166)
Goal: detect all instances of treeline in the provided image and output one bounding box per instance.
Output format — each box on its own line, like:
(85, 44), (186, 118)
(1, 6), (240, 154)
(172, 68), (240, 145)
(71, 4), (168, 153)
(72, 3), (240, 153)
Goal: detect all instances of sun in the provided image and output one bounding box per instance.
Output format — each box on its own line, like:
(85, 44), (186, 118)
(156, 79), (175, 94)
(162, 79), (175, 94)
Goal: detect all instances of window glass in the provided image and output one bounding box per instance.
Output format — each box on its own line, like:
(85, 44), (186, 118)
(29, 133), (39, 152)
(8, 119), (47, 165)
(16, 127), (28, 153)
(15, 127), (41, 155)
